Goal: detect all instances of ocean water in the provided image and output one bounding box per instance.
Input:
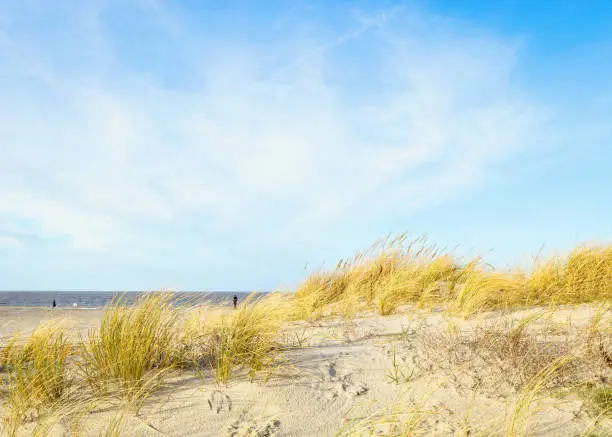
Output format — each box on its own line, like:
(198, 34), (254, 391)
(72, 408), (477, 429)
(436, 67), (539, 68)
(0, 291), (263, 309)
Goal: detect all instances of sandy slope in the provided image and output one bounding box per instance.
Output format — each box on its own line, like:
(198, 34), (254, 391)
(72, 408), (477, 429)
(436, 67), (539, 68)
(1, 305), (610, 436)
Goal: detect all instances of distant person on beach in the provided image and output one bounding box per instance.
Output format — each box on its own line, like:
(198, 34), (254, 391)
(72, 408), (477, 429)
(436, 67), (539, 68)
(52, 299), (56, 308)
(233, 294), (238, 309)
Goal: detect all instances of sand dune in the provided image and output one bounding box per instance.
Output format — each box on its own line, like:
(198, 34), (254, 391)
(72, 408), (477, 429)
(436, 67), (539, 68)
(1, 304), (610, 436)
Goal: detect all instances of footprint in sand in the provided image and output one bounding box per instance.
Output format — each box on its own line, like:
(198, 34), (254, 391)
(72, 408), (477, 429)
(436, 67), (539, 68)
(226, 412), (281, 437)
(207, 390), (232, 414)
(314, 360), (368, 400)
(328, 362), (337, 378)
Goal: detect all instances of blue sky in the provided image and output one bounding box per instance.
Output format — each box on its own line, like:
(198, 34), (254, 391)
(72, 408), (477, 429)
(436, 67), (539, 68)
(0, 0), (610, 291)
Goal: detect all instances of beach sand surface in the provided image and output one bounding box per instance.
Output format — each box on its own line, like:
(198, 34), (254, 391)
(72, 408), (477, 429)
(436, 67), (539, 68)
(0, 305), (610, 436)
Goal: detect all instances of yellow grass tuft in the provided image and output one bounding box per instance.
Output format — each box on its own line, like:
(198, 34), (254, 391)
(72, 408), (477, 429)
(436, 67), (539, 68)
(189, 293), (291, 384)
(2, 322), (72, 435)
(564, 245), (612, 302)
(77, 292), (179, 400)
(450, 268), (523, 316)
(0, 292), (296, 435)
(296, 234), (611, 318)
(502, 356), (574, 437)
(296, 234), (466, 317)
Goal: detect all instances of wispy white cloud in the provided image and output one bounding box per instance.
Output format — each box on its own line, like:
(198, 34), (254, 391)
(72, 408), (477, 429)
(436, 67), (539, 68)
(0, 236), (21, 250)
(0, 1), (551, 287)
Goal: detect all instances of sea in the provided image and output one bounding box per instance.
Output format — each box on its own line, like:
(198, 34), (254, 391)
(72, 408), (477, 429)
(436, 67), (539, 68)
(0, 291), (265, 309)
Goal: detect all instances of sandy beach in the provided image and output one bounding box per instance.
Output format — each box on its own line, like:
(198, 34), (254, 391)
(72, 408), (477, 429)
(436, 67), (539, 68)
(0, 308), (104, 341)
(1, 303), (610, 436)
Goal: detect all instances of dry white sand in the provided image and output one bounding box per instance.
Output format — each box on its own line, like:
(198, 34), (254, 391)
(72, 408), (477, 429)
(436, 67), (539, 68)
(0, 307), (104, 340)
(1, 305), (610, 436)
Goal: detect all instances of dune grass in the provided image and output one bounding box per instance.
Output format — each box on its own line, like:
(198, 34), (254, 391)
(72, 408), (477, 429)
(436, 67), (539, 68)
(0, 292), (292, 435)
(77, 292), (179, 398)
(296, 234), (612, 318)
(188, 293), (291, 384)
(295, 235), (463, 319)
(419, 308), (612, 399)
(0, 300), (179, 435)
(338, 320), (603, 437)
(0, 293), (184, 436)
(591, 387), (612, 417)
(501, 356), (574, 437)
(1, 323), (73, 436)
(0, 235), (609, 435)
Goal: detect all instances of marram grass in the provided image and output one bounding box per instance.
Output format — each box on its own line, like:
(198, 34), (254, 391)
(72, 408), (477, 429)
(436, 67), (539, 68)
(0, 292), (292, 436)
(296, 234), (611, 317)
(0, 237), (609, 435)
(189, 293), (292, 384)
(1, 322), (72, 436)
(77, 292), (179, 397)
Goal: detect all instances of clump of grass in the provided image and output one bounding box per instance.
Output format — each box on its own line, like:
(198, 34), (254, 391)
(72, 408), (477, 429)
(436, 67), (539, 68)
(418, 311), (606, 394)
(296, 234), (467, 318)
(2, 323), (73, 436)
(501, 356), (574, 437)
(191, 293), (290, 384)
(375, 274), (418, 316)
(584, 304), (612, 365)
(591, 386), (612, 417)
(449, 268), (524, 316)
(514, 245), (612, 307)
(519, 256), (566, 302)
(0, 292), (294, 435)
(296, 234), (611, 318)
(451, 244), (611, 315)
(78, 292), (179, 399)
(0, 336), (19, 372)
(565, 246), (612, 302)
(385, 348), (414, 385)
(281, 327), (312, 349)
